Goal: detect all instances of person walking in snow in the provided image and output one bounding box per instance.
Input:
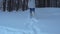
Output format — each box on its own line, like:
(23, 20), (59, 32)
(28, 0), (35, 18)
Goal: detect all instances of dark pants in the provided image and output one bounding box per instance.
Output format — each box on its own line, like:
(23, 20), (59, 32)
(30, 8), (35, 18)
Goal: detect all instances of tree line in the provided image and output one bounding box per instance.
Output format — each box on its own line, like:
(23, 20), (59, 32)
(3, 0), (28, 11)
(35, 0), (60, 7)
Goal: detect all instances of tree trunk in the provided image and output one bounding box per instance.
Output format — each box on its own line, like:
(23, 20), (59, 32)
(3, 0), (6, 11)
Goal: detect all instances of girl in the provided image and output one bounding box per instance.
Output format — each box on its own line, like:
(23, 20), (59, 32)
(28, 0), (35, 18)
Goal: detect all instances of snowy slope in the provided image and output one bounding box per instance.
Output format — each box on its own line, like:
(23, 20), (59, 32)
(35, 8), (60, 34)
(0, 8), (60, 34)
(0, 10), (41, 34)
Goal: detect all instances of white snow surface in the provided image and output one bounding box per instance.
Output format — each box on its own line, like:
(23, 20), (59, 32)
(0, 8), (60, 34)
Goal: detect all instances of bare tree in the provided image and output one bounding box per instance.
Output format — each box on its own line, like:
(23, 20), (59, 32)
(22, 0), (28, 11)
(22, 0), (25, 11)
(19, 0), (22, 10)
(7, 0), (14, 11)
(15, 0), (20, 11)
(7, 0), (11, 11)
(25, 0), (29, 10)
(3, 0), (6, 11)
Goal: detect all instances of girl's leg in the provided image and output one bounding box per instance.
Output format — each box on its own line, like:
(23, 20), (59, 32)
(32, 8), (35, 17)
(30, 8), (35, 18)
(30, 8), (32, 18)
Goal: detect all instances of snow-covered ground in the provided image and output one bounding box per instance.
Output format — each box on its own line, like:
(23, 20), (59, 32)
(0, 8), (60, 34)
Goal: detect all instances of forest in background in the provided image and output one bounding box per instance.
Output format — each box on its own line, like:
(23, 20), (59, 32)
(2, 0), (28, 11)
(0, 0), (60, 11)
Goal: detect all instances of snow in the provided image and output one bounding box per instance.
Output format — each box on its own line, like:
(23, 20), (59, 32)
(0, 8), (60, 34)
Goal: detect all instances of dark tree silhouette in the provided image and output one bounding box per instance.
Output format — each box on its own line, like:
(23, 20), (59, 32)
(11, 0), (15, 10)
(22, 0), (25, 11)
(7, 0), (12, 11)
(3, 0), (6, 11)
(7, 0), (15, 12)
(15, 0), (20, 11)
(24, 0), (29, 10)
(35, 0), (58, 7)
(22, 0), (28, 11)
(19, 0), (22, 10)
(3, 0), (29, 11)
